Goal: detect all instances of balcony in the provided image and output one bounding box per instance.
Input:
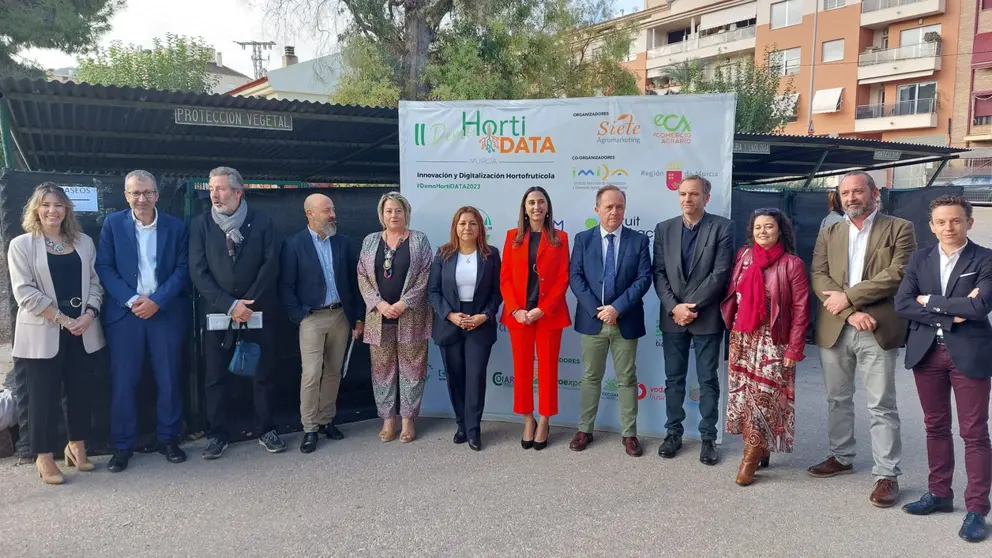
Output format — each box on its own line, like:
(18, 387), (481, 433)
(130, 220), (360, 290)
(854, 99), (938, 132)
(857, 42), (941, 84)
(646, 26), (756, 69)
(861, 0), (945, 29)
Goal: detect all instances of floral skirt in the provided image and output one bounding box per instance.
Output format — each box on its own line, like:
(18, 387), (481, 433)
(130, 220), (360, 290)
(725, 325), (795, 453)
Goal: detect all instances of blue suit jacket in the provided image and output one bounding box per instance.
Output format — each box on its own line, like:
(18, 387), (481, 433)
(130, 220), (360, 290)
(569, 225), (652, 339)
(278, 228), (362, 327)
(895, 241), (992, 379)
(95, 209), (189, 327)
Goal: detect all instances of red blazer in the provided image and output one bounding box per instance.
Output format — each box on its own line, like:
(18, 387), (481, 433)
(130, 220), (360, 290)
(499, 228), (571, 331)
(719, 246), (810, 362)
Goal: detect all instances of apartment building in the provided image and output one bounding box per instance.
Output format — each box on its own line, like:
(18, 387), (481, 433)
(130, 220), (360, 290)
(951, 0), (992, 158)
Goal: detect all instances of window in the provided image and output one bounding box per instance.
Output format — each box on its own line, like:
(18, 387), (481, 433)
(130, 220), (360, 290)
(896, 82), (937, 115)
(774, 94), (799, 123)
(771, 47), (801, 76)
(824, 0), (845, 9)
(770, 0), (802, 30)
(822, 39), (844, 63)
(900, 24), (940, 47)
(984, 0), (992, 10)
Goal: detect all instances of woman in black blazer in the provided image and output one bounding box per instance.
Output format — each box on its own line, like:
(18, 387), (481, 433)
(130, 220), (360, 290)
(428, 206), (502, 451)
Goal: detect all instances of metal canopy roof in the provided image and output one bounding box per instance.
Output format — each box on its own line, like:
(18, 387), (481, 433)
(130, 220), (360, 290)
(0, 79), (968, 185)
(0, 78), (400, 184)
(732, 133), (966, 185)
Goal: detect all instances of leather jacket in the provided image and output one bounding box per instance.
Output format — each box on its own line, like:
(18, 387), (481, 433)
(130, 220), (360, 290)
(720, 246), (811, 362)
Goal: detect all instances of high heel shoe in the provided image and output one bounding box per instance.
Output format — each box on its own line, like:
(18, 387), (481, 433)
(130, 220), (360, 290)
(64, 443), (95, 472)
(521, 416), (536, 450)
(521, 439), (534, 450)
(736, 445), (764, 486)
(36, 456), (65, 485)
(759, 450), (770, 469)
(533, 420), (550, 451)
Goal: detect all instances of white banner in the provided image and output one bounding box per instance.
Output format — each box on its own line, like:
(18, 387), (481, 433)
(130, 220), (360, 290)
(400, 95), (736, 442)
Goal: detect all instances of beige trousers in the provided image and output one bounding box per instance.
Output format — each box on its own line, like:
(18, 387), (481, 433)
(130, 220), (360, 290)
(299, 307), (351, 432)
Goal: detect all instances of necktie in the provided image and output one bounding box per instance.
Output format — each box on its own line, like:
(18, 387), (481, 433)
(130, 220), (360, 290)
(603, 233), (616, 304)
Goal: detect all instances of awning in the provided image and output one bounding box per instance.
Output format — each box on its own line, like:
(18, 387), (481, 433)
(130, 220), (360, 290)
(973, 32), (992, 69)
(647, 67), (667, 78)
(811, 88), (844, 114)
(975, 96), (992, 118)
(699, 2), (757, 31)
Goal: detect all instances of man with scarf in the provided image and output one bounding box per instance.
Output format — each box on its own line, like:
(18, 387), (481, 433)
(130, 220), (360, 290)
(190, 166), (285, 459)
(810, 170), (916, 508)
(720, 208), (809, 486)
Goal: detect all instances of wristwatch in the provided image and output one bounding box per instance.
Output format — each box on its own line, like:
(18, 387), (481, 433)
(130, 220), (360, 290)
(86, 305), (100, 318)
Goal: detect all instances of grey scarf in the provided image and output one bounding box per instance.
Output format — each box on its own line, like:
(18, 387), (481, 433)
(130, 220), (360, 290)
(211, 200), (248, 257)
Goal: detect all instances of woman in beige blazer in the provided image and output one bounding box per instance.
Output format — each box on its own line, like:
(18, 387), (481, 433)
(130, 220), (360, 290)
(8, 183), (106, 484)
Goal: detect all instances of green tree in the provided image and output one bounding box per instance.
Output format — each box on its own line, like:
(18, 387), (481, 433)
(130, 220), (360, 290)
(0, 0), (123, 78)
(664, 49), (798, 134)
(76, 33), (218, 93)
(256, 0), (637, 105)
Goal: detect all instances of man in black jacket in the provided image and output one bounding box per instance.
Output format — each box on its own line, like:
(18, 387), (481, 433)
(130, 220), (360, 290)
(652, 175), (733, 465)
(190, 166), (285, 459)
(894, 195), (992, 543)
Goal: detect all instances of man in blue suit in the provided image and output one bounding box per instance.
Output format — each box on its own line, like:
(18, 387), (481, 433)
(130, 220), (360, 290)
(568, 185), (652, 457)
(279, 193), (364, 454)
(96, 170), (189, 472)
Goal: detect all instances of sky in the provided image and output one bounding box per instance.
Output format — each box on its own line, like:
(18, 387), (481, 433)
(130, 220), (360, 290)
(21, 0), (342, 78)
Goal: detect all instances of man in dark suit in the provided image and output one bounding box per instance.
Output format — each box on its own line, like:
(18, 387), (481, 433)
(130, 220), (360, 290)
(568, 185), (652, 457)
(279, 194), (364, 454)
(96, 170), (189, 472)
(190, 166), (284, 459)
(895, 194), (992, 543)
(652, 175), (733, 465)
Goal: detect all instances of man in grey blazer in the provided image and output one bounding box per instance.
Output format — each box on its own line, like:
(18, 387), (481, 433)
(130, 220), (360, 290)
(652, 175), (733, 465)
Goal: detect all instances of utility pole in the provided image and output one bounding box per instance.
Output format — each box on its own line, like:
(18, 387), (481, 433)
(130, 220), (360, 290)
(235, 40), (276, 79)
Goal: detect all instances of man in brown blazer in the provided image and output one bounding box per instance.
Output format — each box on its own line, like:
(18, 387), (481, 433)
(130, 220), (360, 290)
(809, 170), (917, 508)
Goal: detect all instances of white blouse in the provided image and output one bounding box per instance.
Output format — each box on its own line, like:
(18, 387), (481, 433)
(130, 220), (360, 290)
(455, 251), (478, 302)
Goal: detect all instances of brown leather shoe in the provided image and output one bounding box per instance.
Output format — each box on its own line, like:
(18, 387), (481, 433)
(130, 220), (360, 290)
(623, 436), (643, 457)
(569, 431), (593, 451)
(736, 445), (763, 486)
(807, 456), (854, 478)
(870, 479), (900, 508)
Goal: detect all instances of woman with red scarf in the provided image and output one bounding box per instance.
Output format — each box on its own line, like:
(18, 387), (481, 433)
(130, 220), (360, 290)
(720, 208), (810, 486)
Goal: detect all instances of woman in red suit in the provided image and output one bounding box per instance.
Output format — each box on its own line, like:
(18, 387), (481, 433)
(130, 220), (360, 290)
(500, 186), (571, 450)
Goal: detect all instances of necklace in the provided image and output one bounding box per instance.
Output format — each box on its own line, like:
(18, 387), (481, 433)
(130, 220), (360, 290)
(45, 236), (66, 254)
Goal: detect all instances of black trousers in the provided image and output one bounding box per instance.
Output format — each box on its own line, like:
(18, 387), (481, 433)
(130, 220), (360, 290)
(203, 325), (275, 441)
(23, 330), (91, 455)
(439, 302), (494, 438)
(661, 331), (723, 441)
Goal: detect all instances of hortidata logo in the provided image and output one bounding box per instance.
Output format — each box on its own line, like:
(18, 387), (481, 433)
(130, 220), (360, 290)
(413, 111), (556, 155)
(652, 113), (692, 144)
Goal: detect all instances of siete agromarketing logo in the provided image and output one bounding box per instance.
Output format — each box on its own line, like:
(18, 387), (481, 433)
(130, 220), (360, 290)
(596, 113), (642, 145)
(413, 111), (556, 155)
(652, 113), (692, 144)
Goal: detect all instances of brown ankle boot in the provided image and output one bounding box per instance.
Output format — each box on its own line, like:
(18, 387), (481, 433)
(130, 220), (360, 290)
(736, 445), (763, 486)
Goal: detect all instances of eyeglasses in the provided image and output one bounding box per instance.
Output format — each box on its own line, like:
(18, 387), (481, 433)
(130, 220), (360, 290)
(753, 207), (781, 214)
(126, 190), (158, 200)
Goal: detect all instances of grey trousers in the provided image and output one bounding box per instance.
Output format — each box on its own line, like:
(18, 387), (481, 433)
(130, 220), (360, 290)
(819, 325), (902, 480)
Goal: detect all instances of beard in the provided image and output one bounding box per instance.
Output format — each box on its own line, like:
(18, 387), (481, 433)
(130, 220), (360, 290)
(321, 219), (337, 237)
(844, 200), (875, 219)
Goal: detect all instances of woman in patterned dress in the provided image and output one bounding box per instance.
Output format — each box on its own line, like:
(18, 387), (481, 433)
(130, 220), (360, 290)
(720, 208), (810, 486)
(357, 192), (433, 443)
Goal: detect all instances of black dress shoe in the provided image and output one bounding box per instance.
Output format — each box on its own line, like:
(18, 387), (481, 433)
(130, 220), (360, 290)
(468, 436), (482, 452)
(321, 424), (345, 440)
(160, 442), (187, 464)
(521, 439), (534, 450)
(960, 512), (988, 542)
(300, 432), (318, 454)
(658, 434), (682, 458)
(107, 450), (133, 473)
(699, 441), (719, 466)
(453, 429), (468, 444)
(902, 492), (954, 516)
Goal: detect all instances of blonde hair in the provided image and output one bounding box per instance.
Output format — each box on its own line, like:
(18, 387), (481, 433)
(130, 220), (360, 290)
(377, 191), (412, 229)
(21, 183), (83, 244)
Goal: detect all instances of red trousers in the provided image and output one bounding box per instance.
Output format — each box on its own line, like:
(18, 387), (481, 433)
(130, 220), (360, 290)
(509, 325), (562, 417)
